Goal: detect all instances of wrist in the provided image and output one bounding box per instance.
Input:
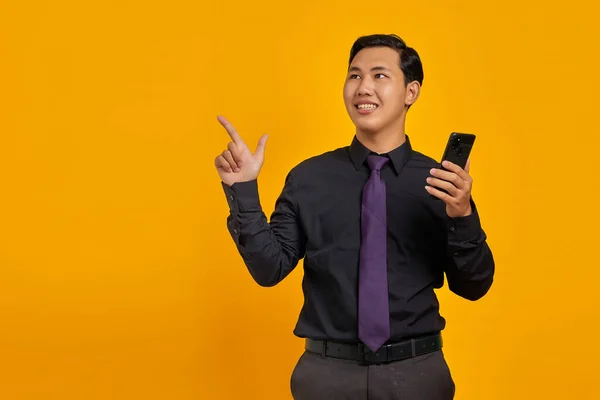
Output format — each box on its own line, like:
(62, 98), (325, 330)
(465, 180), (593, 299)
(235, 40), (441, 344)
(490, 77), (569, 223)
(462, 204), (473, 217)
(448, 204), (472, 219)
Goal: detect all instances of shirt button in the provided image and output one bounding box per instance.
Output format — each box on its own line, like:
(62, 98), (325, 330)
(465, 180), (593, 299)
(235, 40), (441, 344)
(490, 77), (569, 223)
(454, 252), (459, 256)
(229, 195), (234, 200)
(233, 229), (238, 234)
(449, 226), (455, 232)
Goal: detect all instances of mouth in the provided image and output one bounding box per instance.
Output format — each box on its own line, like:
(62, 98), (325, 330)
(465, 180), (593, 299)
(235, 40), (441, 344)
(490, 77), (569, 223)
(355, 103), (378, 114)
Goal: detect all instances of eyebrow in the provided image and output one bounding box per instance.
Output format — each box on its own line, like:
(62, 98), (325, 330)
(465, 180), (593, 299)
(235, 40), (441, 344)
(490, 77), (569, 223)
(348, 66), (391, 73)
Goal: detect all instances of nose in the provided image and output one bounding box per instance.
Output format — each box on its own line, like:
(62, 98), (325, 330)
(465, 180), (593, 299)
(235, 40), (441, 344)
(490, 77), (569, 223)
(357, 76), (374, 96)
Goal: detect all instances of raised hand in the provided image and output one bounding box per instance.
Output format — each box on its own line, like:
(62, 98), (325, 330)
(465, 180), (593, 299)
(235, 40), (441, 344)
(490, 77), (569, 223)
(425, 159), (473, 218)
(214, 116), (268, 187)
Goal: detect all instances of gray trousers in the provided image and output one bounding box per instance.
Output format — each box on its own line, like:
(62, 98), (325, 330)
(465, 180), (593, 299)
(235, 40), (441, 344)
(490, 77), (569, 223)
(290, 349), (455, 400)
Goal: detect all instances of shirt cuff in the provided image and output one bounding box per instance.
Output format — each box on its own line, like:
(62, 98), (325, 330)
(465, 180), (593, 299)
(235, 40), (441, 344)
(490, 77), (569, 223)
(221, 179), (262, 213)
(447, 199), (482, 241)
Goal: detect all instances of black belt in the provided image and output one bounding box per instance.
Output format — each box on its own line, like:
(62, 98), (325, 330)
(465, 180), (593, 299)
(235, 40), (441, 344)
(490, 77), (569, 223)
(305, 333), (442, 365)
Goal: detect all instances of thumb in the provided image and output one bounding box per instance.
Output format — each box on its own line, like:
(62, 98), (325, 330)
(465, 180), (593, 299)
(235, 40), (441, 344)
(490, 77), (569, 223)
(465, 158), (471, 174)
(254, 134), (268, 162)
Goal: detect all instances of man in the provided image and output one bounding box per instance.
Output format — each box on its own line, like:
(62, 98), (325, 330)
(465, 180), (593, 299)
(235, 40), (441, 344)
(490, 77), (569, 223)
(214, 34), (495, 399)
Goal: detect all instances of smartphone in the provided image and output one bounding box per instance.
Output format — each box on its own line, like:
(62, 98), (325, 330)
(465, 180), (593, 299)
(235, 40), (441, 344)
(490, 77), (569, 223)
(429, 132), (476, 198)
(440, 132), (476, 170)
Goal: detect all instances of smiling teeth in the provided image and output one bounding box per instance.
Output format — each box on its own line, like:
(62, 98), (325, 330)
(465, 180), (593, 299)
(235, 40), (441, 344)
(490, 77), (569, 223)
(358, 104), (377, 109)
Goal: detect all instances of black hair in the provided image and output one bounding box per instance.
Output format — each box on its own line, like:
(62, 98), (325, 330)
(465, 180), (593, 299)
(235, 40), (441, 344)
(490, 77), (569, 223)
(348, 34), (424, 87)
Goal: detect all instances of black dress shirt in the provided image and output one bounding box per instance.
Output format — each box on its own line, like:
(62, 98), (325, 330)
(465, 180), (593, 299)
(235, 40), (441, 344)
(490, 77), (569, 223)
(221, 135), (495, 344)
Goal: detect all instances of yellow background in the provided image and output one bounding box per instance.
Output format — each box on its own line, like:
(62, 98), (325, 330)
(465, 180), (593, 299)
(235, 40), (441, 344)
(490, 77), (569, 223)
(1, 0), (599, 398)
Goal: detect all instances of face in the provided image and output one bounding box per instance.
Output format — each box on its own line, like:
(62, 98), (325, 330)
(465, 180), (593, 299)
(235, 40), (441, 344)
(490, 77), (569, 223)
(343, 47), (419, 135)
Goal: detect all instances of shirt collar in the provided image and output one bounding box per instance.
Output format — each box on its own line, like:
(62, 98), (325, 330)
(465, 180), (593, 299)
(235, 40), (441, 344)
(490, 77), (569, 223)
(349, 134), (413, 174)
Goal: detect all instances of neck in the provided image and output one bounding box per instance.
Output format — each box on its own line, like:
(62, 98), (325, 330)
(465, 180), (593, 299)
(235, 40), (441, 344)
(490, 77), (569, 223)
(356, 120), (407, 154)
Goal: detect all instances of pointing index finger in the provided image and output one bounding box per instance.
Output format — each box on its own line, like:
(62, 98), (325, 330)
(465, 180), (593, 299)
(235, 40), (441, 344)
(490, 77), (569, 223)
(217, 115), (245, 146)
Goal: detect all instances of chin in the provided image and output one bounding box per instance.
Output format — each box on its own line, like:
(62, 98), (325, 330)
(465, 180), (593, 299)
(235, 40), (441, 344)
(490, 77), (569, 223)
(352, 118), (384, 134)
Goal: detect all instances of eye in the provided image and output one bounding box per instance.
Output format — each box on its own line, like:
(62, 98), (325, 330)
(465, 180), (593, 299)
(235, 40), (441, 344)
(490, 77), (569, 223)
(349, 74), (361, 80)
(375, 73), (386, 79)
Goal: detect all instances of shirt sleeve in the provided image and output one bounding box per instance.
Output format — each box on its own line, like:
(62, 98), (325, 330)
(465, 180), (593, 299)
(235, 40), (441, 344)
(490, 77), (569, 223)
(221, 172), (307, 287)
(444, 199), (495, 301)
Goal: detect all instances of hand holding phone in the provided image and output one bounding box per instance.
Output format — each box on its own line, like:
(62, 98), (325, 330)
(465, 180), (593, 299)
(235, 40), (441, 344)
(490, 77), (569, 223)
(425, 132), (476, 218)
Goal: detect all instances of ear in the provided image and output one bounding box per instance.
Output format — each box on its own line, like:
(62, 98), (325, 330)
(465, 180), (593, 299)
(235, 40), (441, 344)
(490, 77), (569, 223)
(404, 81), (421, 106)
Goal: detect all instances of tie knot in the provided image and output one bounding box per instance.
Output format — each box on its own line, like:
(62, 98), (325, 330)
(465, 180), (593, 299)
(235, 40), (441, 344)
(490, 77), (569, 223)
(367, 155), (389, 172)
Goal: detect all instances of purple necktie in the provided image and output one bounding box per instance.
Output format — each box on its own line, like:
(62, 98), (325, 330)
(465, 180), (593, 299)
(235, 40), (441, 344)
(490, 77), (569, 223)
(358, 155), (391, 353)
